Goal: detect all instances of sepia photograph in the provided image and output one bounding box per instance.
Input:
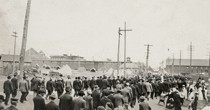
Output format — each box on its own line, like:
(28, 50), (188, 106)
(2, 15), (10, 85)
(0, 0), (210, 110)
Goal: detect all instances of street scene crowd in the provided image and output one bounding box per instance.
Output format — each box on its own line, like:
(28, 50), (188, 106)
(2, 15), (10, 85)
(0, 72), (209, 110)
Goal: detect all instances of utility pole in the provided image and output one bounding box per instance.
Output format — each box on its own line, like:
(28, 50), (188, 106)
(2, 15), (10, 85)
(12, 32), (18, 74)
(117, 27), (122, 76)
(179, 50), (182, 73)
(144, 44), (152, 74)
(208, 51), (210, 93)
(189, 42), (193, 73)
(119, 22), (132, 77)
(19, 0), (32, 76)
(172, 53), (174, 74)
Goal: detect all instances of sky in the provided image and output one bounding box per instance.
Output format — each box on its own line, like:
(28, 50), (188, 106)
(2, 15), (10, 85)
(0, 0), (210, 68)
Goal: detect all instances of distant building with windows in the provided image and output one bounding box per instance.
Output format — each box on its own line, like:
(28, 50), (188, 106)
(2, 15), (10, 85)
(50, 54), (85, 61)
(165, 58), (210, 74)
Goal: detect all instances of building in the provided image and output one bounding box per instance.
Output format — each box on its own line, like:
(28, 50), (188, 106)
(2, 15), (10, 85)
(0, 54), (32, 75)
(165, 58), (210, 74)
(26, 48), (49, 60)
(50, 54), (85, 61)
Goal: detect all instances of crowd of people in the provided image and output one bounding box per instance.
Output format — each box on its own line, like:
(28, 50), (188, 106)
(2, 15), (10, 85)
(0, 72), (209, 110)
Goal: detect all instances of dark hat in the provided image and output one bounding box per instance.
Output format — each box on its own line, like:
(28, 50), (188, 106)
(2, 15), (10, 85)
(104, 91), (110, 96)
(49, 94), (56, 99)
(65, 87), (71, 92)
(140, 96), (145, 100)
(78, 91), (85, 96)
(11, 97), (18, 103)
(94, 85), (99, 88)
(0, 95), (5, 102)
(7, 75), (11, 79)
(38, 89), (46, 94)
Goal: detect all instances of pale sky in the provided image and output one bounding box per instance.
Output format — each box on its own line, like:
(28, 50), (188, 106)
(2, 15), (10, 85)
(0, 0), (210, 68)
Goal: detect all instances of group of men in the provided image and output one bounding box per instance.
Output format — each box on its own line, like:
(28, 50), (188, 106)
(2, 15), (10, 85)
(1, 72), (207, 110)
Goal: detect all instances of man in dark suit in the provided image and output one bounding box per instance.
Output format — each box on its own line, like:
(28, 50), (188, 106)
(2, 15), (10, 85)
(172, 91), (182, 110)
(100, 91), (112, 107)
(46, 78), (54, 99)
(33, 90), (46, 110)
(73, 77), (79, 96)
(139, 96), (151, 110)
(11, 74), (18, 97)
(72, 91), (86, 110)
(3, 76), (13, 105)
(130, 81), (137, 108)
(89, 77), (96, 91)
(101, 76), (109, 90)
(59, 87), (73, 110)
(91, 85), (101, 110)
(46, 94), (60, 110)
(83, 77), (89, 90)
(55, 78), (64, 98)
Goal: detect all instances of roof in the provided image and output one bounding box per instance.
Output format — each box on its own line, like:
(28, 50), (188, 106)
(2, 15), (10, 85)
(26, 48), (49, 60)
(166, 59), (209, 66)
(0, 54), (32, 63)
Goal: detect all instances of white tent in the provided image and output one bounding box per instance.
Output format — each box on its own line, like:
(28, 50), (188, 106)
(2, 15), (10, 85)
(105, 68), (114, 76)
(58, 65), (72, 76)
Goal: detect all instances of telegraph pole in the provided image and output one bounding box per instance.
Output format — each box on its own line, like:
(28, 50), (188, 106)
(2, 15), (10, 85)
(172, 53), (174, 74)
(117, 27), (122, 76)
(189, 42), (193, 73)
(208, 51), (210, 93)
(12, 32), (18, 74)
(144, 44), (152, 74)
(19, 0), (32, 76)
(179, 50), (182, 73)
(119, 22), (132, 76)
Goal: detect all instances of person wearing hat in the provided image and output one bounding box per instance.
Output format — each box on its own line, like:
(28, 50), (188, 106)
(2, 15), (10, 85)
(139, 96), (151, 110)
(55, 78), (64, 99)
(59, 87), (73, 110)
(113, 89), (124, 108)
(45, 94), (59, 110)
(11, 74), (18, 98)
(3, 75), (13, 105)
(83, 90), (93, 110)
(46, 78), (54, 100)
(89, 77), (97, 91)
(33, 89), (46, 110)
(130, 81), (137, 108)
(92, 85), (101, 110)
(120, 83), (132, 109)
(4, 97), (18, 110)
(19, 76), (29, 103)
(189, 92), (199, 110)
(0, 95), (5, 110)
(65, 75), (72, 91)
(172, 90), (182, 110)
(73, 77), (79, 97)
(107, 90), (115, 105)
(82, 77), (88, 90)
(73, 91), (86, 110)
(99, 90), (112, 108)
